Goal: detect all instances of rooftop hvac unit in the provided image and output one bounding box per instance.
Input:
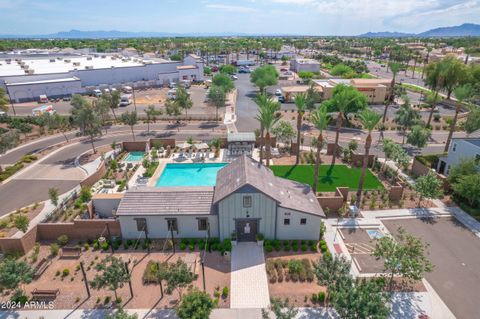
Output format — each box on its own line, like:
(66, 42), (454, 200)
(49, 59), (56, 63)
(64, 59), (71, 63)
(73, 62), (81, 66)
(111, 56), (117, 60)
(93, 54), (99, 58)
(87, 56), (92, 60)
(85, 65), (94, 70)
(5, 58), (11, 63)
(25, 69), (34, 74)
(57, 57), (63, 60)
(101, 55), (106, 59)
(143, 60), (153, 64)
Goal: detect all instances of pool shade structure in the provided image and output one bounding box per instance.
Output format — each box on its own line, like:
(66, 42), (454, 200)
(194, 142), (209, 150)
(178, 142), (192, 149)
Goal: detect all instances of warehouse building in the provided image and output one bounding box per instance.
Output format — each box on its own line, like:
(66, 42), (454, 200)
(0, 54), (204, 102)
(290, 58), (320, 73)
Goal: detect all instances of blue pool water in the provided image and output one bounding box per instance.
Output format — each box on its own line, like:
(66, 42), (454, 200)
(366, 229), (385, 239)
(124, 151), (145, 162)
(156, 163), (228, 187)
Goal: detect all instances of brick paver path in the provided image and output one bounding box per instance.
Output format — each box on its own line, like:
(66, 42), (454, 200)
(230, 242), (270, 309)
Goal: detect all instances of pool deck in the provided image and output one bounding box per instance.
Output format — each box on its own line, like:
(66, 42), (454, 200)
(146, 151), (227, 187)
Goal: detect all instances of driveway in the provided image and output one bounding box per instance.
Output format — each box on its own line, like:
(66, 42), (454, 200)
(383, 217), (480, 319)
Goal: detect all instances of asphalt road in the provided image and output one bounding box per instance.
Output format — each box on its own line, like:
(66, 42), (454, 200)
(0, 124), (226, 217)
(366, 60), (426, 87)
(0, 122), (224, 165)
(383, 217), (480, 319)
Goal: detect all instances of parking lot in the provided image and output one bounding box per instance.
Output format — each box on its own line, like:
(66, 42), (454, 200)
(383, 217), (480, 319)
(7, 84), (220, 118)
(339, 227), (385, 273)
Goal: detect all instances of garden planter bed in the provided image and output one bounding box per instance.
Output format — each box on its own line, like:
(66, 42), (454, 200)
(1, 243), (230, 309)
(265, 254), (327, 307)
(0, 202), (45, 237)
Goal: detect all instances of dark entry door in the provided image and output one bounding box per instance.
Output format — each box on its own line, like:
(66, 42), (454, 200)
(235, 219), (258, 242)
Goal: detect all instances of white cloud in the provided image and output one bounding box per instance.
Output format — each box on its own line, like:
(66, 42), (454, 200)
(206, 3), (257, 13)
(270, 0), (316, 4)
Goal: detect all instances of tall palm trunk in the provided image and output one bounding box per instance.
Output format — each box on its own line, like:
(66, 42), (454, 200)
(382, 102), (389, 124)
(90, 135), (96, 154)
(312, 132), (323, 193)
(331, 113), (343, 165)
(355, 134), (372, 207)
(412, 59), (417, 79)
(402, 128), (407, 144)
(259, 126), (265, 163)
(444, 103), (460, 152)
(265, 131), (271, 167)
(295, 113), (303, 165)
(426, 92), (438, 127)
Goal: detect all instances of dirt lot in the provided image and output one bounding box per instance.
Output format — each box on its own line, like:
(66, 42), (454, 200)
(1, 245), (230, 310)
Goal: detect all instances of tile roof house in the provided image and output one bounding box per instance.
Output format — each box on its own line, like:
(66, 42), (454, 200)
(116, 156), (324, 241)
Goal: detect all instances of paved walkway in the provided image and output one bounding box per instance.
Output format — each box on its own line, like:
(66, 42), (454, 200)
(230, 242), (270, 309)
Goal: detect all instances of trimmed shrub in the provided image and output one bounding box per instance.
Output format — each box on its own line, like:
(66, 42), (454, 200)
(179, 243), (187, 250)
(318, 291), (326, 303)
(265, 245), (273, 253)
(57, 235), (69, 246)
(301, 244), (308, 252)
(222, 286), (229, 298)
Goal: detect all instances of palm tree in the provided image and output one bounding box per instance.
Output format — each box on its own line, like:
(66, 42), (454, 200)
(421, 47), (433, 80)
(175, 87), (193, 118)
(394, 97), (420, 144)
(255, 94), (280, 166)
(294, 93), (307, 165)
(310, 104), (330, 193)
(444, 85), (472, 152)
(383, 62), (401, 124)
(425, 91), (441, 127)
(330, 85), (361, 165)
(355, 109), (381, 207)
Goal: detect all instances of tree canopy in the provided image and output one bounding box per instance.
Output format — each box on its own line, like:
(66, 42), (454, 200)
(250, 65), (278, 92)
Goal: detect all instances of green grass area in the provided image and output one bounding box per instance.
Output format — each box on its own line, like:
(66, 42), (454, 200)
(400, 83), (433, 95)
(270, 164), (384, 192)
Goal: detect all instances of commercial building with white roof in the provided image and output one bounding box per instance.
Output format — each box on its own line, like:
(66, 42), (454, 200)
(0, 53), (204, 102)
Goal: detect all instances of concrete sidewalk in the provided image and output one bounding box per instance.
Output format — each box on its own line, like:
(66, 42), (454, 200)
(230, 242), (270, 309)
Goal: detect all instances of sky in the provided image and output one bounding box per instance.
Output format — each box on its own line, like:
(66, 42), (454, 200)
(0, 0), (479, 36)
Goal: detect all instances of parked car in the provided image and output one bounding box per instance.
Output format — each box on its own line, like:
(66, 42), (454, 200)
(62, 95), (71, 101)
(119, 94), (133, 106)
(275, 89), (283, 96)
(180, 80), (191, 88)
(39, 94), (48, 103)
(230, 75), (238, 80)
(0, 111), (6, 117)
(169, 82), (177, 89)
(93, 89), (102, 97)
(280, 68), (288, 72)
(167, 88), (177, 100)
(211, 66), (219, 72)
(278, 95), (286, 103)
(122, 86), (133, 94)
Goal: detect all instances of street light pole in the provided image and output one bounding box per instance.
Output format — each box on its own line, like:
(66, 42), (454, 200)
(5, 85), (16, 116)
(132, 86), (137, 112)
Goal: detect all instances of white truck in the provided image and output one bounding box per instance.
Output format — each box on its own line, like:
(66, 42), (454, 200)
(119, 94), (133, 106)
(235, 60), (255, 66)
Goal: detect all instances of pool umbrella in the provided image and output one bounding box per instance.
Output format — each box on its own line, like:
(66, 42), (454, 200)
(194, 143), (209, 150)
(178, 142), (191, 149)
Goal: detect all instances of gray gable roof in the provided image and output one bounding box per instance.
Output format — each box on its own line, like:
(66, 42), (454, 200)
(213, 156), (325, 217)
(116, 186), (214, 216)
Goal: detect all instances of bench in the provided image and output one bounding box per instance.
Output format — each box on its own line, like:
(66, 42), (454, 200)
(33, 258), (51, 279)
(60, 246), (81, 258)
(31, 288), (59, 300)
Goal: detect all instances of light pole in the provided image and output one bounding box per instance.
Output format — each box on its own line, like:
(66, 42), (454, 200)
(5, 85), (16, 116)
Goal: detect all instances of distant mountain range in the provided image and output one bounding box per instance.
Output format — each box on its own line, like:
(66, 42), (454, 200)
(359, 23), (480, 38)
(0, 23), (479, 39)
(0, 29), (252, 39)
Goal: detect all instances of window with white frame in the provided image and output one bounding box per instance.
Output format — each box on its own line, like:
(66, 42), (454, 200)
(243, 195), (252, 208)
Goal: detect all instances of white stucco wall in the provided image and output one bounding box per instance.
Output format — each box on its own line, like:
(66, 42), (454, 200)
(444, 139), (480, 175)
(8, 80), (83, 102)
(92, 197), (122, 218)
(119, 214), (219, 239)
(217, 191), (277, 241)
(276, 207), (321, 240)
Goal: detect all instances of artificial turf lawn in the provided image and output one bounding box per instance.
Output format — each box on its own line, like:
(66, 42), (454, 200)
(270, 164), (384, 192)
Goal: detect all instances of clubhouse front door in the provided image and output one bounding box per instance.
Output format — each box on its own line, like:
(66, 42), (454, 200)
(235, 219), (258, 242)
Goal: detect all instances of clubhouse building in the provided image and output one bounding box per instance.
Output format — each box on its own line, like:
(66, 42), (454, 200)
(114, 156), (325, 242)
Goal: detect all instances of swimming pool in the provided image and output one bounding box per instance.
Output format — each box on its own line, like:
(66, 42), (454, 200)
(124, 151), (145, 162)
(156, 163), (228, 187)
(366, 229), (385, 239)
